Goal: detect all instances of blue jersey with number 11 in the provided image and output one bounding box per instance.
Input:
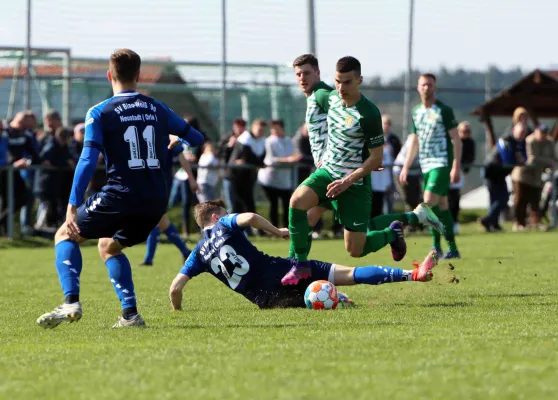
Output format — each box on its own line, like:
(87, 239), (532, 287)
(81, 90), (199, 206)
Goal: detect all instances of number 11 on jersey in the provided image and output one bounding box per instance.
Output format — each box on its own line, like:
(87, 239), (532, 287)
(124, 125), (161, 170)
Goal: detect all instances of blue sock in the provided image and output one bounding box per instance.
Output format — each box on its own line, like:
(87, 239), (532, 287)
(144, 227), (160, 264)
(164, 223), (190, 258)
(105, 255), (136, 311)
(55, 240), (83, 301)
(353, 266), (403, 285)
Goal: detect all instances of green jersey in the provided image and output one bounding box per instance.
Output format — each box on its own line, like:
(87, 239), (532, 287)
(321, 92), (384, 184)
(411, 100), (458, 173)
(305, 81), (333, 166)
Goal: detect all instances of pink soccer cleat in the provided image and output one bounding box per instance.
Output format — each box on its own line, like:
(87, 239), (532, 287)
(411, 249), (439, 282)
(281, 260), (311, 285)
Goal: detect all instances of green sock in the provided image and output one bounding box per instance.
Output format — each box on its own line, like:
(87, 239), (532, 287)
(360, 228), (396, 257)
(369, 213), (416, 230)
(288, 227), (314, 258)
(307, 230), (313, 256)
(431, 206), (442, 249)
(289, 207), (310, 262)
(439, 209), (458, 252)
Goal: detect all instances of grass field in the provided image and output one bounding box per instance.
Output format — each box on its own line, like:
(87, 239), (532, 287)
(1, 226), (557, 400)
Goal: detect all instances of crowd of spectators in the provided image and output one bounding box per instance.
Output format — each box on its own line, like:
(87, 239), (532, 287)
(1, 106), (557, 239)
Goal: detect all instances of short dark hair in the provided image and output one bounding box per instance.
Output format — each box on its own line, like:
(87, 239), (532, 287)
(185, 116), (201, 131)
(336, 56), (361, 76)
(292, 54), (319, 69)
(419, 73), (437, 82)
(44, 109), (61, 121)
(194, 200), (227, 228)
(233, 118), (246, 127)
(109, 49), (141, 84)
(270, 119), (284, 129)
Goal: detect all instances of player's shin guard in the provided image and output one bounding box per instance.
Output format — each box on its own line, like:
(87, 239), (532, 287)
(439, 209), (458, 251)
(105, 255), (137, 313)
(55, 240), (83, 303)
(289, 207), (310, 261)
(369, 212), (418, 230)
(353, 266), (403, 285)
(144, 227), (160, 264)
(164, 223), (190, 258)
(360, 228), (395, 256)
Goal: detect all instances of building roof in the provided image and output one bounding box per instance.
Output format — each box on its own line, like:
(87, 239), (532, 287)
(472, 69), (558, 118)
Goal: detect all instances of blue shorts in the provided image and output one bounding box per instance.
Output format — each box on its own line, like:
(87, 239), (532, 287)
(248, 258), (334, 309)
(77, 191), (165, 247)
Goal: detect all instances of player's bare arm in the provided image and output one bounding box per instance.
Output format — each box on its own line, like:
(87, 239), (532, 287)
(169, 273), (190, 310)
(448, 127), (462, 184)
(236, 213), (289, 239)
(326, 146), (383, 198)
(399, 134), (419, 184)
(177, 152), (200, 193)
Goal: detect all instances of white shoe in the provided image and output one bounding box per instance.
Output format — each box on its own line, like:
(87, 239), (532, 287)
(112, 313), (146, 328)
(37, 302), (82, 329)
(311, 232), (321, 240)
(413, 203), (445, 234)
(453, 222), (460, 234)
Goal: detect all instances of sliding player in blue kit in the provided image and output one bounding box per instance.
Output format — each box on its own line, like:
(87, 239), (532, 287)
(37, 49), (204, 329)
(169, 200), (439, 310)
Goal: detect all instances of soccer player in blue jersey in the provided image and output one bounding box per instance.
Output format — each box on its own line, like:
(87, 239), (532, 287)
(169, 200), (438, 310)
(138, 145), (199, 267)
(37, 49), (204, 329)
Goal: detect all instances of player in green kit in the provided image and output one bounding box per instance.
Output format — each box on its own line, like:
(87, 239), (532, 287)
(283, 56), (443, 285)
(399, 73), (461, 259)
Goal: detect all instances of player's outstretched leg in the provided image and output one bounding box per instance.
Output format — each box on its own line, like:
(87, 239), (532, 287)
(139, 227), (160, 267)
(368, 203), (444, 234)
(37, 227), (84, 329)
(98, 238), (146, 328)
(334, 249), (439, 287)
(358, 221), (406, 261)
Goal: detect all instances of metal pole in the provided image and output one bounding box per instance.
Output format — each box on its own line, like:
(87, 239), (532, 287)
(219, 0), (227, 137)
(271, 66), (279, 120)
(62, 51), (71, 126)
(402, 0), (414, 139)
(307, 0), (317, 55)
(7, 166), (15, 240)
(240, 92), (250, 122)
(484, 68), (491, 101)
(24, 0), (32, 110)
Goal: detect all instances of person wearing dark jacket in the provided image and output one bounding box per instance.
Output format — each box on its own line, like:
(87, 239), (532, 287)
(228, 119), (266, 218)
(448, 121), (476, 233)
(0, 112), (42, 234)
(216, 118), (246, 211)
(480, 122), (527, 232)
(292, 123), (313, 183)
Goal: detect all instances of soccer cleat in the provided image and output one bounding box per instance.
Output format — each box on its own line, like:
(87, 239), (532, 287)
(432, 245), (443, 255)
(411, 250), (439, 282)
(442, 250), (461, 259)
(281, 260), (311, 285)
(388, 221), (407, 262)
(136, 262), (153, 267)
(37, 302), (82, 329)
(112, 313), (146, 328)
(337, 292), (355, 307)
(414, 203), (445, 234)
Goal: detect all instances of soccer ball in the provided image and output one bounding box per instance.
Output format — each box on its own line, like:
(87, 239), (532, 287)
(304, 280), (339, 310)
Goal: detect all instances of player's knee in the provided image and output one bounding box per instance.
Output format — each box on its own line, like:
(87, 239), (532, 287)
(97, 238), (123, 261)
(345, 243), (364, 258)
(290, 187), (316, 210)
(54, 225), (69, 244)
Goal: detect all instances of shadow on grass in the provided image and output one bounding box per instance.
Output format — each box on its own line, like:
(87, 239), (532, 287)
(150, 320), (404, 330)
(480, 293), (550, 298)
(419, 301), (472, 308)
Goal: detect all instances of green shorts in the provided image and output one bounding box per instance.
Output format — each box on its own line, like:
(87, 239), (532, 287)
(422, 167), (450, 197)
(301, 168), (371, 232)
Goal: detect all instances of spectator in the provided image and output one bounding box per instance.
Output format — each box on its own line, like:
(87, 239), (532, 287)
(393, 135), (422, 224)
(511, 124), (555, 231)
(216, 118), (246, 211)
(371, 143), (394, 219)
(381, 115), (402, 214)
(480, 117), (528, 232)
(229, 119), (266, 220)
(292, 123), (313, 183)
(196, 141), (219, 203)
(257, 120), (300, 228)
(448, 121), (476, 233)
(0, 112), (41, 235)
(18, 111), (39, 235)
